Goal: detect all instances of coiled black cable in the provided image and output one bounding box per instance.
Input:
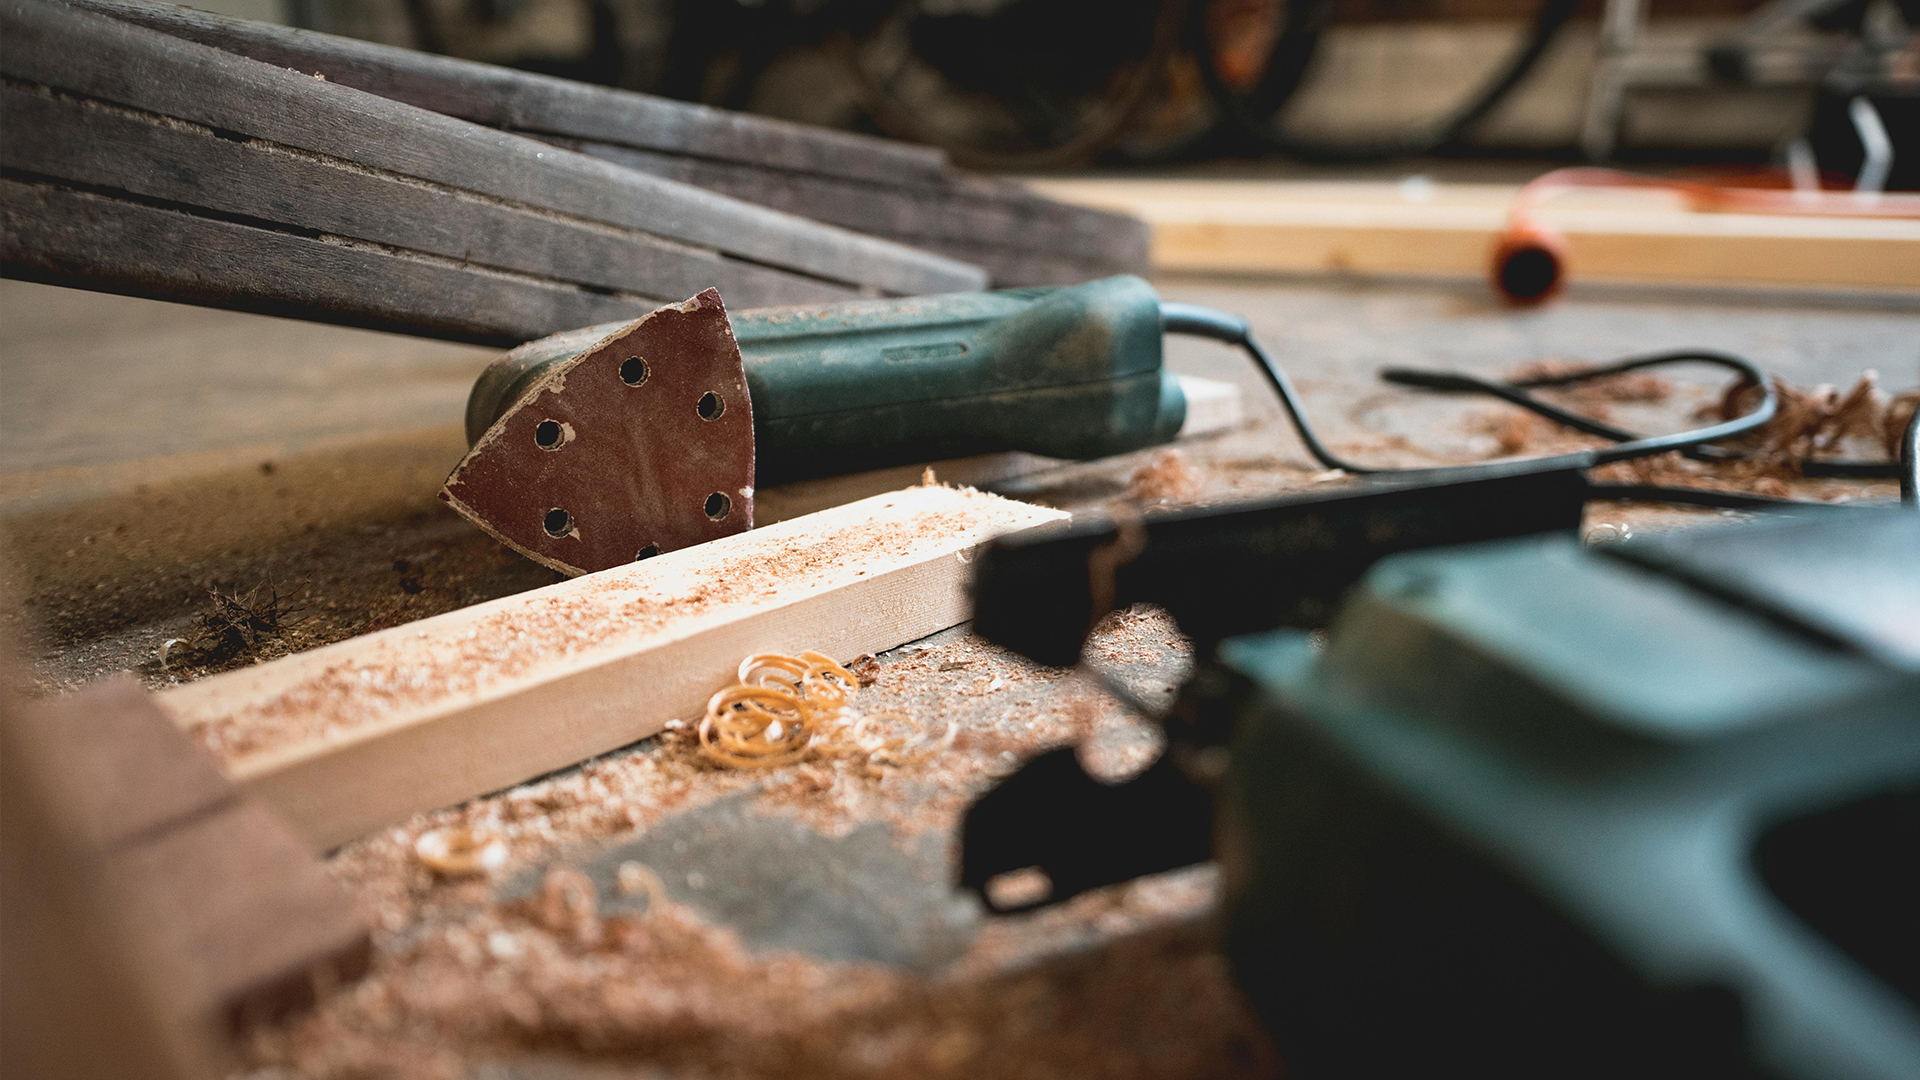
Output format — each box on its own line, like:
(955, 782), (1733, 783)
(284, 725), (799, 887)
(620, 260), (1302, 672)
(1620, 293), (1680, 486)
(1384, 363), (1905, 478)
(1161, 301), (1909, 511)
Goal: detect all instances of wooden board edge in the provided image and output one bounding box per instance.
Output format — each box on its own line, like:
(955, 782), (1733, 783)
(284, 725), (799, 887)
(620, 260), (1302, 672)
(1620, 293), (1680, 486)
(240, 545), (989, 850)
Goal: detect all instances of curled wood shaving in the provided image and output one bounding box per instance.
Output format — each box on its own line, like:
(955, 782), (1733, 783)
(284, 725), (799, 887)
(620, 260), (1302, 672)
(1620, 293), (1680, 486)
(1127, 450), (1199, 504)
(1491, 361), (1915, 495)
(698, 651), (954, 774)
(414, 826), (507, 877)
(698, 651), (859, 768)
(615, 860), (670, 912)
(1706, 372), (1919, 475)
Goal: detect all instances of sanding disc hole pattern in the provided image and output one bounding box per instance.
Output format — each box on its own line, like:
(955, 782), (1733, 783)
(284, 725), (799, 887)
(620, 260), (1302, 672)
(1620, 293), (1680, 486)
(437, 290), (751, 576)
(635, 544), (661, 561)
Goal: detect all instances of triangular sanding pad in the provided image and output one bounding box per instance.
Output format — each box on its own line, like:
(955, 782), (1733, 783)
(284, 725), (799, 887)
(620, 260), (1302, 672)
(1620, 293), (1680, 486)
(441, 290), (755, 576)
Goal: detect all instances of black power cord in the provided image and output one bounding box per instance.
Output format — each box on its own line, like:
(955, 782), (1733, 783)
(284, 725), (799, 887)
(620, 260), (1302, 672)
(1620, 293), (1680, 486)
(1194, 0), (1581, 162)
(1385, 363), (1906, 479)
(1161, 301), (1912, 512)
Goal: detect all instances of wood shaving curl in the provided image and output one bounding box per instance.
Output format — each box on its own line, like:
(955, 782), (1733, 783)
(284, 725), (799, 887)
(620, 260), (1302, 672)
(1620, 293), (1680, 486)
(1127, 450), (1198, 504)
(1705, 371), (1920, 476)
(1487, 361), (1915, 496)
(698, 651), (859, 768)
(414, 826), (507, 877)
(698, 651), (956, 776)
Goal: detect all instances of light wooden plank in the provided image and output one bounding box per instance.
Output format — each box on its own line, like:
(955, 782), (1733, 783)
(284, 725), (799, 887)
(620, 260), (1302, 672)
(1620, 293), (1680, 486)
(751, 375), (1243, 524)
(1027, 178), (1920, 293)
(156, 485), (1068, 850)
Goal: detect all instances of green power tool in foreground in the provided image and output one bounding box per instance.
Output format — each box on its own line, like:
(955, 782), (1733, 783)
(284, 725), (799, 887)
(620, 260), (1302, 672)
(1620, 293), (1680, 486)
(443, 276), (1193, 576)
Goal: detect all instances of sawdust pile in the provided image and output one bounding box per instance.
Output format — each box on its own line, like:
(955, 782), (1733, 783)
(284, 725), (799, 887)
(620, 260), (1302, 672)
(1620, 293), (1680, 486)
(751, 606), (1183, 837)
(243, 611), (1275, 1079)
(169, 577), (309, 666)
(1703, 372), (1920, 474)
(1507, 358), (1676, 416)
(183, 491), (1023, 763)
(1489, 360), (1915, 499)
(244, 865), (1268, 1080)
(1127, 450), (1200, 505)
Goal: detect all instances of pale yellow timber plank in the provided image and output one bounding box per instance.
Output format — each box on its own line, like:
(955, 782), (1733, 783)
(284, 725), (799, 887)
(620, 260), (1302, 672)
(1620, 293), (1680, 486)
(754, 375), (1242, 526)
(156, 485), (1067, 850)
(755, 454), (1059, 527)
(1025, 178), (1920, 291)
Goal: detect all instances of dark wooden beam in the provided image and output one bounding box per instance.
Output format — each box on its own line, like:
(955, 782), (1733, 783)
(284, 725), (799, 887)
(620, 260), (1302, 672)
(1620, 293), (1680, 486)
(1, 0), (983, 344)
(66, 0), (1149, 286)
(2, 675), (370, 1064)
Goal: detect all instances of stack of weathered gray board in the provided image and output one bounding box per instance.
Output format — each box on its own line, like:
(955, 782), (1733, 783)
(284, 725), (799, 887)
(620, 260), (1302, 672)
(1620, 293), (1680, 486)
(0, 0), (984, 346)
(65, 0), (1150, 288)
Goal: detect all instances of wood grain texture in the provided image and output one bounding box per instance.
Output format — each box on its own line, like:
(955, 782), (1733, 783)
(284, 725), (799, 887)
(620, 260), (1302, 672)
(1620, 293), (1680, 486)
(0, 178), (648, 344)
(1, 678), (208, 1080)
(0, 0), (982, 340)
(1030, 178), (1920, 293)
(8, 0), (981, 294)
(555, 138), (1150, 284)
(157, 486), (1069, 851)
(8, 677), (370, 1038)
(69, 0), (949, 188)
(66, 0), (1146, 286)
(0, 84), (857, 311)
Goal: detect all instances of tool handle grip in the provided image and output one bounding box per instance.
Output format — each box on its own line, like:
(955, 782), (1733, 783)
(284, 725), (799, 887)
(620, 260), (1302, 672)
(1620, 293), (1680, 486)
(734, 276), (1187, 484)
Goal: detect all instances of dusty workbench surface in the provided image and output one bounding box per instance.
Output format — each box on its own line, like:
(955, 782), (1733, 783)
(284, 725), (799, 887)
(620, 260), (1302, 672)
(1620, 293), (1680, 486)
(2, 274), (1914, 1079)
(5, 274), (1913, 694)
(230, 610), (1285, 1080)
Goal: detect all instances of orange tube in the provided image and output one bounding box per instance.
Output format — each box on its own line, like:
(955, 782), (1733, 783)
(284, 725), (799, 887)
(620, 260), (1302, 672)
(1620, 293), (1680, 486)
(1487, 167), (1920, 306)
(1489, 217), (1569, 306)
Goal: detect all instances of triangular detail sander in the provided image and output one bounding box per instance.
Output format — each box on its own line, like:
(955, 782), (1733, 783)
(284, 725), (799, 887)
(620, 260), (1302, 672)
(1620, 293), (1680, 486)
(448, 277), (1211, 577)
(440, 289), (754, 577)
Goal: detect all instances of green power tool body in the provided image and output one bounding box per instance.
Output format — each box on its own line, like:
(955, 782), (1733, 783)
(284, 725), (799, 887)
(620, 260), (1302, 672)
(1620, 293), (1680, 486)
(444, 276), (1190, 575)
(721, 276), (1186, 483)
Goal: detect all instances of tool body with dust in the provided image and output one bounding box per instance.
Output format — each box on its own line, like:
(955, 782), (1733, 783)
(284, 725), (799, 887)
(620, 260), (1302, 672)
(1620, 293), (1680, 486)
(447, 275), (1192, 576)
(961, 471), (1920, 1079)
